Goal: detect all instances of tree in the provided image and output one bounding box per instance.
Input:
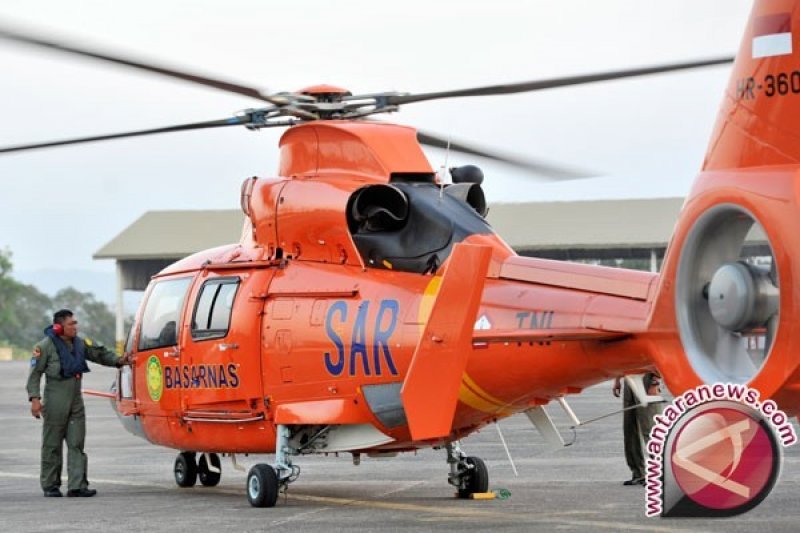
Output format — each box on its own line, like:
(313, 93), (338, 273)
(51, 287), (117, 346)
(0, 249), (18, 333)
(0, 249), (51, 349)
(0, 249), (123, 355)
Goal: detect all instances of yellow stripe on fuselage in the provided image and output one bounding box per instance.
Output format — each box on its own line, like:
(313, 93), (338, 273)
(459, 373), (515, 416)
(418, 276), (513, 416)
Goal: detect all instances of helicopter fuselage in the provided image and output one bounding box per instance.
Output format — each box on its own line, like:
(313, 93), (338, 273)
(112, 120), (656, 455)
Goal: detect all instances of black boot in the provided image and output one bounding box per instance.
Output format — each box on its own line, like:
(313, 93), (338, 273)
(67, 488), (97, 497)
(43, 487), (62, 497)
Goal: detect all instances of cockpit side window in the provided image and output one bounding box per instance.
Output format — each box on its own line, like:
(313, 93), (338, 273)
(138, 277), (192, 351)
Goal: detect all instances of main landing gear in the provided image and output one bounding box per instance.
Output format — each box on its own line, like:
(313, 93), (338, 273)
(445, 441), (489, 498)
(173, 435), (489, 507)
(247, 424), (301, 507)
(173, 451), (222, 488)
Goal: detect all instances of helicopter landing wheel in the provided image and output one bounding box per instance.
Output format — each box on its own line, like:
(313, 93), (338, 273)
(457, 456), (489, 498)
(198, 453), (222, 487)
(247, 463), (279, 508)
(174, 451), (198, 487)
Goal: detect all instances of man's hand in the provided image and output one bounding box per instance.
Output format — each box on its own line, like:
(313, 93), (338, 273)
(612, 377), (622, 398)
(31, 398), (42, 419)
(118, 353), (133, 367)
(32, 346), (41, 358)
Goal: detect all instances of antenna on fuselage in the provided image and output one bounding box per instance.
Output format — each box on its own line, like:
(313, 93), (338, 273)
(494, 422), (519, 477)
(437, 136), (452, 199)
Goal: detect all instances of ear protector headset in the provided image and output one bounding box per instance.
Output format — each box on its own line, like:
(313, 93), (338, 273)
(52, 322), (64, 336)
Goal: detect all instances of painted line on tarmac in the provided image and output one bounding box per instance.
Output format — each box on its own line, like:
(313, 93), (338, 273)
(377, 479), (426, 498)
(273, 493), (697, 532)
(284, 492), (544, 519)
(0, 471), (170, 488)
(0, 471), (695, 531)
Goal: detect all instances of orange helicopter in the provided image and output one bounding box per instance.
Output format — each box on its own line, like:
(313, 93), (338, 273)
(1, 0), (797, 508)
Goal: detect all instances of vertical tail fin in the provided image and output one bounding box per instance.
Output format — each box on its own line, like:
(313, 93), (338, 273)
(401, 243), (492, 441)
(649, 0), (800, 413)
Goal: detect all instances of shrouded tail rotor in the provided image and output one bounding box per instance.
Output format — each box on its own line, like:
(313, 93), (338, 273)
(675, 204), (779, 384)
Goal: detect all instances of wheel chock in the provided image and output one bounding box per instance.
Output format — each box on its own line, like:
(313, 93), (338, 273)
(469, 492), (496, 500)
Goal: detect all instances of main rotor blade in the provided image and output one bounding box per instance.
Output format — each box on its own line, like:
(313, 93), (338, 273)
(0, 117), (244, 154)
(390, 56), (734, 106)
(417, 129), (594, 180)
(0, 24), (287, 105)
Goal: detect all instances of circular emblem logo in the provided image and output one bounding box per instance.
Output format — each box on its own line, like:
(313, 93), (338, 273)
(669, 405), (780, 515)
(146, 355), (163, 402)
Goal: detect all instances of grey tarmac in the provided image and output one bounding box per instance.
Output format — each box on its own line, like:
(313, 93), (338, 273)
(2, 361), (799, 532)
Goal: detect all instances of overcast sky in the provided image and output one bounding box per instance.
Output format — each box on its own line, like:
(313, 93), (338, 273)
(0, 0), (752, 273)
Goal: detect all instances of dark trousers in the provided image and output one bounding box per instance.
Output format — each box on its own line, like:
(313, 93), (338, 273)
(622, 379), (662, 479)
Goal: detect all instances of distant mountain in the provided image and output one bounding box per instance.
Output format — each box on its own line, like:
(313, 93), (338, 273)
(13, 269), (142, 313)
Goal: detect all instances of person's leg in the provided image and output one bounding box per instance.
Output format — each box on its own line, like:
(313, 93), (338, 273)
(66, 393), (88, 492)
(632, 399), (663, 484)
(40, 422), (65, 492)
(622, 383), (644, 481)
(40, 383), (73, 494)
(639, 401), (664, 450)
(66, 415), (87, 491)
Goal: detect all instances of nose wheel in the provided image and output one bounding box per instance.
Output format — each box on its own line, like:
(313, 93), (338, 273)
(174, 451), (222, 487)
(198, 453), (222, 486)
(174, 451), (197, 487)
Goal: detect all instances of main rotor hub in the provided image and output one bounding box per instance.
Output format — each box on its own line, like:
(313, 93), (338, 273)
(297, 84), (352, 103)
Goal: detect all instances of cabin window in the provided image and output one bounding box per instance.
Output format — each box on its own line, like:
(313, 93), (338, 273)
(138, 277), (192, 351)
(191, 278), (240, 341)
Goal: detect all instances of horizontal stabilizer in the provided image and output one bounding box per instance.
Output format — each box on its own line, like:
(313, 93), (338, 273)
(401, 243), (492, 441)
(500, 256), (656, 300)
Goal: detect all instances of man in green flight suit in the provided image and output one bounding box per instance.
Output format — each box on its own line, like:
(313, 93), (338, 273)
(26, 309), (130, 497)
(612, 372), (664, 486)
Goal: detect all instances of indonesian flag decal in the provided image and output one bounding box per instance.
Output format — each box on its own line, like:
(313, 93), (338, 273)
(752, 13), (792, 58)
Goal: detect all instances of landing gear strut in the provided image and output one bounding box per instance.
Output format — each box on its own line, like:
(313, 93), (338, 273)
(445, 441), (489, 498)
(247, 425), (301, 507)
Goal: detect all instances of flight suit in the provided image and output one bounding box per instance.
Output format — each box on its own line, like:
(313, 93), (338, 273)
(26, 336), (122, 492)
(622, 372), (663, 482)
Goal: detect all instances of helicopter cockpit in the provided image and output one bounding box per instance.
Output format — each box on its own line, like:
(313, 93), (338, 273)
(346, 167), (491, 274)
